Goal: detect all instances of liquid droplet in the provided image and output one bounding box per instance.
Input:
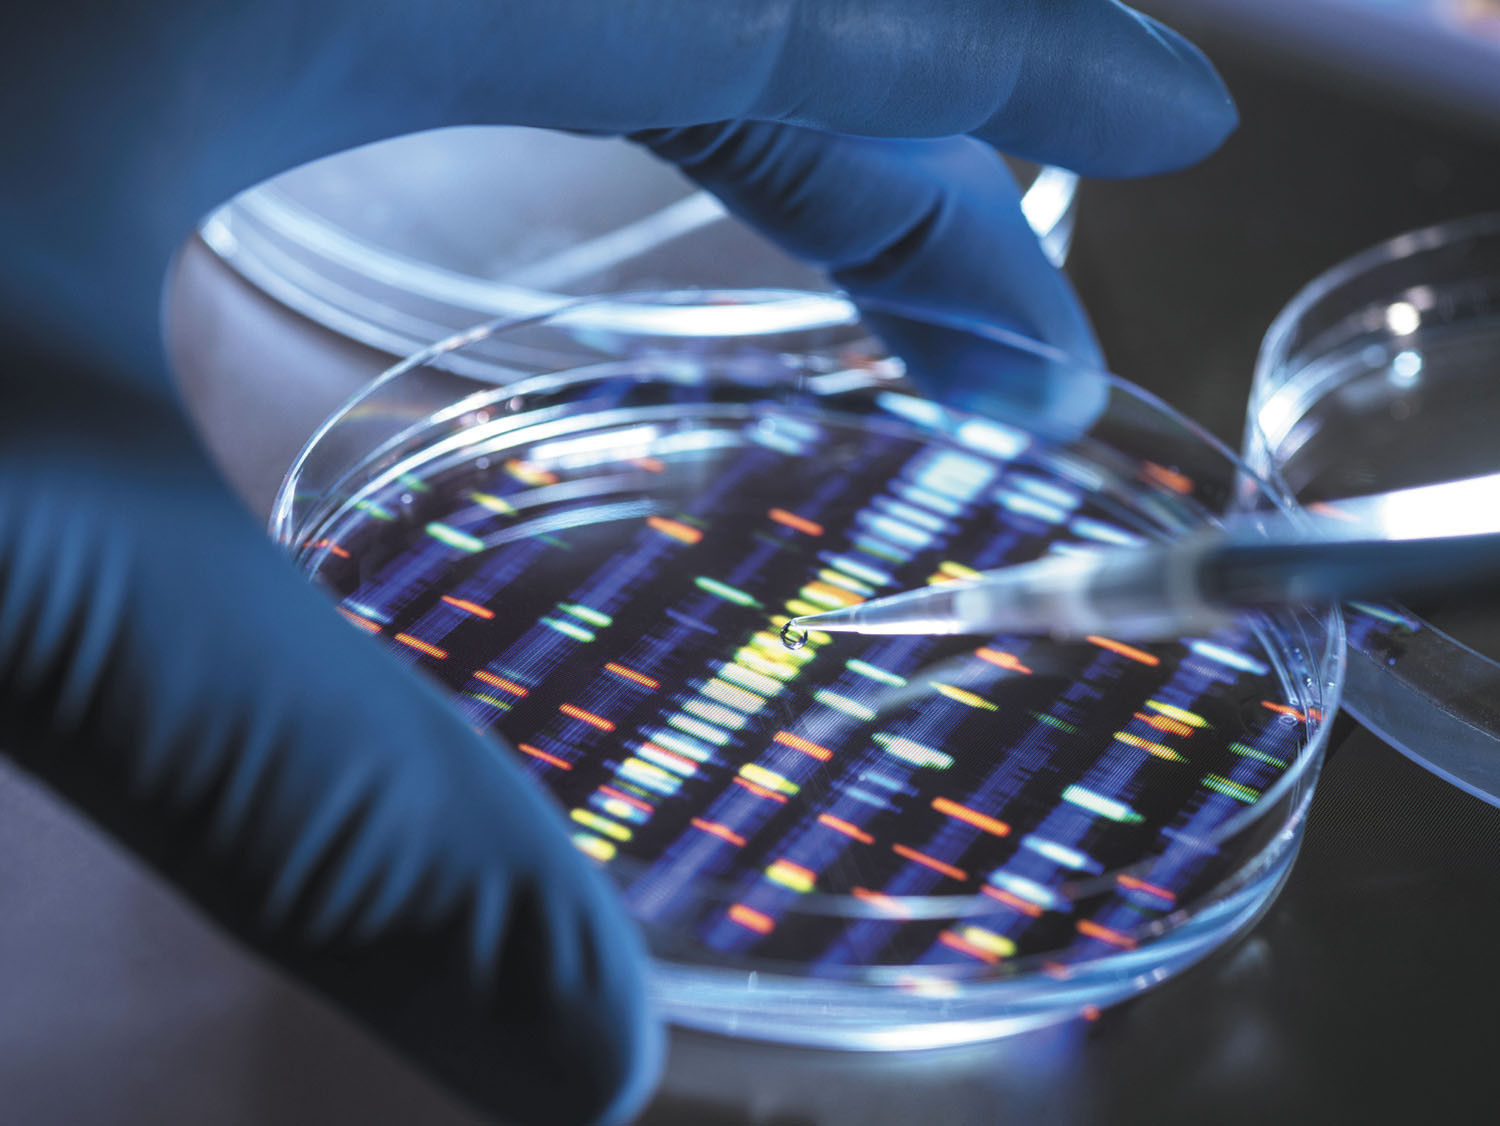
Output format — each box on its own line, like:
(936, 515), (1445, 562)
(780, 622), (809, 651)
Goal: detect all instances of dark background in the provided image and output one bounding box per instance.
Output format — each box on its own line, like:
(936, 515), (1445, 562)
(3, 7), (1500, 1123)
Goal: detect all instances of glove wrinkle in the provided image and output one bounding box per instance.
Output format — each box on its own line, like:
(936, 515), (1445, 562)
(833, 192), (948, 289)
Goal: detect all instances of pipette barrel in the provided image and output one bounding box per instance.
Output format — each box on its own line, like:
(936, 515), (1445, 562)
(789, 539), (1232, 642)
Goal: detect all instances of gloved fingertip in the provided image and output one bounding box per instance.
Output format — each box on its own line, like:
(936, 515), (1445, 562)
(1131, 11), (1239, 168)
(864, 311), (1113, 443)
(986, 1), (1238, 178)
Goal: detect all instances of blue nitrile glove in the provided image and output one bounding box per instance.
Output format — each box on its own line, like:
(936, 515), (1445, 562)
(0, 3), (1234, 1123)
(635, 124), (1120, 429)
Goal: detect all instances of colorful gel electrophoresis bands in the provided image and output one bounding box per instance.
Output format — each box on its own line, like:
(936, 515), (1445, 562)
(306, 392), (1311, 978)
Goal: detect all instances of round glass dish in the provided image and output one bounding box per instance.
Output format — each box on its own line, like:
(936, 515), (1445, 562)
(203, 127), (1077, 359)
(274, 291), (1342, 1049)
(1246, 213), (1500, 806)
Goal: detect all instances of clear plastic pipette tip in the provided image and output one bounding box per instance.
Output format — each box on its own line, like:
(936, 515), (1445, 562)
(780, 544), (1226, 643)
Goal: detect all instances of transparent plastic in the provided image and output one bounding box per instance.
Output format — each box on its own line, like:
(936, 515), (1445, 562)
(275, 292), (1343, 1048)
(203, 127), (1077, 359)
(1246, 213), (1500, 806)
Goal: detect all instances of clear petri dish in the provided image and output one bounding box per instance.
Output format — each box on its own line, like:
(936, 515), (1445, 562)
(200, 127), (1078, 359)
(274, 291), (1342, 1049)
(1246, 213), (1500, 805)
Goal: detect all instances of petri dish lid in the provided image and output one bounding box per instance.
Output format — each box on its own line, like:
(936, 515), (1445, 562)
(198, 126), (1078, 358)
(275, 290), (1342, 1048)
(1247, 212), (1500, 806)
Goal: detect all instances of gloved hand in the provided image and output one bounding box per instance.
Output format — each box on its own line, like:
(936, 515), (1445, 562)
(0, 3), (1234, 1123)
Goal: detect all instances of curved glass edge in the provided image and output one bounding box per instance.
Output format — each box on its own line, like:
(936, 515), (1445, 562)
(272, 290), (1346, 957)
(199, 133), (1078, 362)
(1248, 212), (1500, 807)
(633, 722), (1324, 1003)
(1343, 648), (1500, 808)
(1257, 212), (1500, 370)
(269, 289), (865, 547)
(651, 826), (1303, 1049)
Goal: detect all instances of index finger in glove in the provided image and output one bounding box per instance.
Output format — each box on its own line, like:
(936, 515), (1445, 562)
(639, 122), (1110, 430)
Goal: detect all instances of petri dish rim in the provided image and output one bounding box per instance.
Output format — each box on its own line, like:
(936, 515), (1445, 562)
(1248, 212), (1500, 805)
(276, 288), (1345, 907)
(202, 127), (1079, 362)
(274, 291), (1345, 1031)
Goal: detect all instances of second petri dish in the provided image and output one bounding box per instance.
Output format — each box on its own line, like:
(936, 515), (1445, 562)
(275, 292), (1341, 1048)
(1247, 213), (1500, 804)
